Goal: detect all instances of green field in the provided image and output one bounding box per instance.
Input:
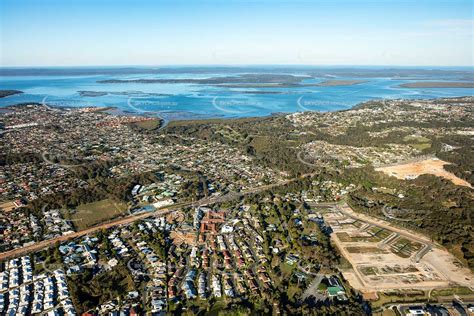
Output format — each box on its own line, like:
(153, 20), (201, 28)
(287, 285), (301, 299)
(403, 135), (432, 151)
(431, 287), (474, 297)
(346, 246), (387, 254)
(132, 119), (162, 130)
(390, 238), (422, 258)
(280, 262), (295, 277)
(360, 266), (378, 276)
(66, 199), (128, 230)
(410, 143), (432, 150)
(336, 232), (377, 243)
(403, 135), (431, 143)
(368, 227), (391, 241)
(371, 291), (427, 309)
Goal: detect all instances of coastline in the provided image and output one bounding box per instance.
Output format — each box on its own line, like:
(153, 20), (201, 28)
(4, 94), (474, 118)
(399, 81), (474, 88)
(4, 96), (472, 127)
(0, 90), (23, 98)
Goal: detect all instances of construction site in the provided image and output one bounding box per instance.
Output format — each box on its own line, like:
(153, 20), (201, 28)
(320, 204), (474, 293)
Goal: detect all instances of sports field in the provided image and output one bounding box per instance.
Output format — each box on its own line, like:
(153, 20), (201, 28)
(66, 199), (128, 230)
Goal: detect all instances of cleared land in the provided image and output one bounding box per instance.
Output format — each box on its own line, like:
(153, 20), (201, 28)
(0, 201), (16, 212)
(321, 204), (474, 292)
(376, 158), (472, 188)
(399, 82), (474, 88)
(403, 135), (432, 151)
(66, 198), (128, 230)
(312, 80), (367, 86)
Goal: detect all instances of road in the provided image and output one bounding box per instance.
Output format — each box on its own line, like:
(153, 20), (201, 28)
(301, 274), (325, 301)
(306, 200), (435, 255)
(0, 172), (318, 261)
(336, 203), (435, 264)
(335, 204), (433, 247)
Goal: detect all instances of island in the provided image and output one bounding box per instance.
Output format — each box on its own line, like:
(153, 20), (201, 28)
(0, 89), (23, 98)
(97, 74), (308, 85)
(78, 90), (171, 97)
(399, 81), (474, 88)
(97, 76), (369, 89)
(310, 80), (367, 86)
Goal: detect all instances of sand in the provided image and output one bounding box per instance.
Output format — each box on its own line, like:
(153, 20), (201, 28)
(376, 158), (472, 188)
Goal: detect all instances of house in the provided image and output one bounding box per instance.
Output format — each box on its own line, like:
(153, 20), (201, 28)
(221, 224), (234, 233)
(286, 254), (299, 265)
(211, 275), (222, 298)
(131, 185), (141, 196)
(406, 306), (425, 316)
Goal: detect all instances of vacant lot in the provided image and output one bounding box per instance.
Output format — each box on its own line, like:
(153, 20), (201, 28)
(132, 118), (162, 130)
(0, 201), (16, 212)
(336, 232), (377, 243)
(376, 158), (472, 188)
(368, 227), (391, 241)
(325, 204), (474, 291)
(66, 199), (128, 230)
(360, 266), (378, 276)
(346, 246), (387, 254)
(390, 238), (422, 258)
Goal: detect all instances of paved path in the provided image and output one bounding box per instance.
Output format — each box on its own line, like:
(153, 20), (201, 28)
(301, 274), (325, 301)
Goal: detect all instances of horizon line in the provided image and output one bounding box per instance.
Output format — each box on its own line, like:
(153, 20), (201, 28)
(1, 64), (473, 69)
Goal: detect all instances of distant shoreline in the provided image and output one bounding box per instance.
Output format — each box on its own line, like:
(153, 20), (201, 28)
(399, 82), (474, 88)
(0, 90), (23, 98)
(309, 80), (367, 87)
(78, 90), (171, 97)
(4, 96), (472, 125)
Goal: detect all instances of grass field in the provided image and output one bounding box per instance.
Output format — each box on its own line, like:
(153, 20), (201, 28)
(371, 291), (428, 308)
(336, 232), (377, 243)
(368, 227), (391, 241)
(280, 262), (294, 278)
(345, 246), (387, 254)
(403, 135), (431, 143)
(410, 143), (431, 150)
(431, 287), (474, 297)
(360, 266), (378, 276)
(132, 119), (162, 130)
(66, 198), (128, 230)
(390, 238), (422, 258)
(287, 285), (301, 299)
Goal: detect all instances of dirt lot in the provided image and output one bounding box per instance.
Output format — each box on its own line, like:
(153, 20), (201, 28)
(376, 158), (472, 188)
(0, 201), (16, 212)
(170, 231), (196, 246)
(323, 204), (474, 291)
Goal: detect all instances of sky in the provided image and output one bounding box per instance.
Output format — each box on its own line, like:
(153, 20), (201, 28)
(0, 0), (473, 67)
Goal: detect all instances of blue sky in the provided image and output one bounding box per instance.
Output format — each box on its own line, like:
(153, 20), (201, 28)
(0, 0), (472, 66)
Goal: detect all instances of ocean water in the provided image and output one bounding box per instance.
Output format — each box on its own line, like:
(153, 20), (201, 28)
(0, 66), (473, 121)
